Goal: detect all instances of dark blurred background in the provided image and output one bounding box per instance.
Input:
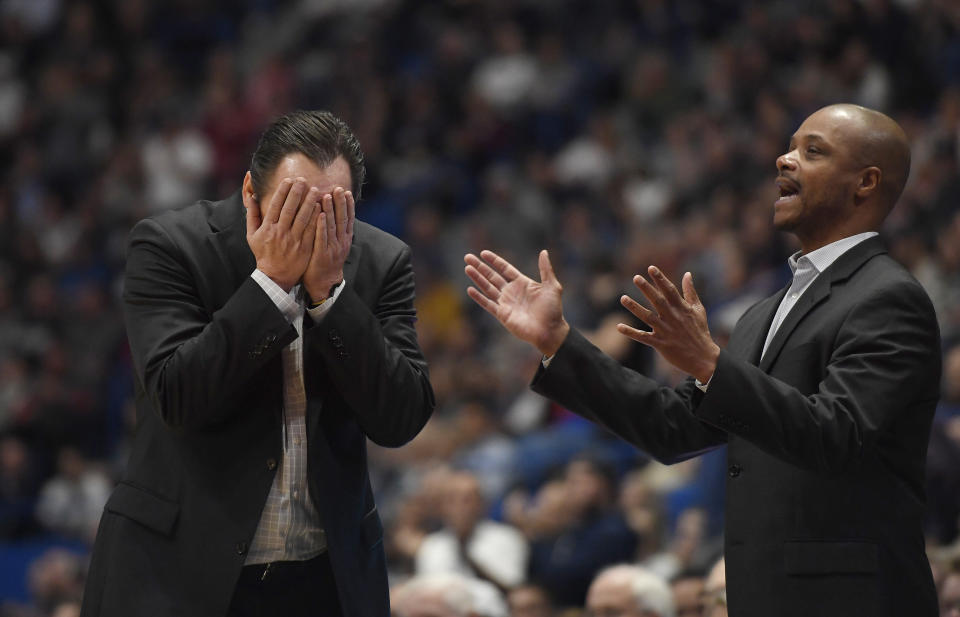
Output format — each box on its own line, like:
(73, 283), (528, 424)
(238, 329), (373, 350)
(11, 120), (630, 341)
(1, 0), (959, 615)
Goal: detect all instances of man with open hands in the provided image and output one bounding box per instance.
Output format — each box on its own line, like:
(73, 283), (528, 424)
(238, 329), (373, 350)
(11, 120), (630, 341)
(82, 110), (434, 617)
(465, 104), (941, 616)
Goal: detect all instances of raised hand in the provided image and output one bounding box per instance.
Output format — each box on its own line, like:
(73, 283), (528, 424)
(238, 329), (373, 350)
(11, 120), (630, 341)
(244, 177), (320, 292)
(617, 266), (720, 383)
(464, 249), (570, 356)
(303, 186), (354, 303)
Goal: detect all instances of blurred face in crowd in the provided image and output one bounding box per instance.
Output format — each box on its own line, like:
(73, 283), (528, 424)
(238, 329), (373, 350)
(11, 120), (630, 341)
(773, 106), (865, 248)
(942, 573), (960, 617)
(441, 472), (485, 540)
(702, 558), (727, 617)
(566, 460), (611, 514)
(670, 576), (704, 617)
(397, 592), (460, 617)
(507, 584), (553, 617)
(943, 345), (960, 402)
(585, 573), (656, 617)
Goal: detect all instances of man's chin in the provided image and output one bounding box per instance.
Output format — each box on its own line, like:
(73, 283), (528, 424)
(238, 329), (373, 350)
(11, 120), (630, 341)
(772, 213), (797, 233)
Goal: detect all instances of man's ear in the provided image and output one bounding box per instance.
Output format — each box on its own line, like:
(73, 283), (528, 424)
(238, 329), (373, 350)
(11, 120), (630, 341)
(855, 166), (881, 202)
(241, 171), (258, 209)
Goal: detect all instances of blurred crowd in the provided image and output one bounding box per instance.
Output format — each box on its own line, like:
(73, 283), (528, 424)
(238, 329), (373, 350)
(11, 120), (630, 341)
(1, 0), (960, 615)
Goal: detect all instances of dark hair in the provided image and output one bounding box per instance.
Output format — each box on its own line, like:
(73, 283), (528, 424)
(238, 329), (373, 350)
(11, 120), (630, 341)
(249, 110), (366, 200)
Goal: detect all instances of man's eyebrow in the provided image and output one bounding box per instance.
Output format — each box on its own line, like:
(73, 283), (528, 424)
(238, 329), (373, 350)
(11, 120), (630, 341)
(788, 133), (828, 149)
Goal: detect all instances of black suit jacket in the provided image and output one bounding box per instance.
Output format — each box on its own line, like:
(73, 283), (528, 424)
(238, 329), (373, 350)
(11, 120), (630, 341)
(81, 193), (434, 617)
(532, 237), (940, 617)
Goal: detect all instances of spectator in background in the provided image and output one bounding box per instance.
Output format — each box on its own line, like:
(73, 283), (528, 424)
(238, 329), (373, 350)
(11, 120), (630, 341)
(927, 342), (960, 545)
(416, 470), (529, 590)
(506, 583), (554, 617)
(527, 457), (638, 608)
(942, 568), (960, 617)
(394, 572), (508, 617)
(669, 572), (705, 617)
(0, 435), (42, 539)
(34, 447), (109, 542)
(28, 549), (85, 617)
(643, 508), (714, 581)
(702, 558), (726, 617)
(584, 564), (675, 617)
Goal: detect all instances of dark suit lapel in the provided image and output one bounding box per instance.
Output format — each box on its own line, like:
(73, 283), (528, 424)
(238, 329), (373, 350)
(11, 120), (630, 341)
(758, 236), (887, 372)
(736, 288), (789, 366)
(207, 192), (257, 297)
(758, 277), (831, 371)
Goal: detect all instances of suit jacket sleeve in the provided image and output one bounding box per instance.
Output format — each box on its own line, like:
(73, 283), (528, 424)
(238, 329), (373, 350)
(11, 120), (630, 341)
(695, 279), (941, 473)
(122, 218), (298, 428)
(302, 244), (434, 447)
(532, 328), (727, 463)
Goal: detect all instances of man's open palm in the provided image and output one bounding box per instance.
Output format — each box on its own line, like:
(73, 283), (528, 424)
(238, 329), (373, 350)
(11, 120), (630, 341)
(464, 250), (570, 356)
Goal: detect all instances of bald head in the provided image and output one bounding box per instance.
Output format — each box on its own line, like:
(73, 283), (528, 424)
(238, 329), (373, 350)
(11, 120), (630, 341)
(775, 104), (912, 251)
(587, 565), (675, 617)
(812, 104), (911, 213)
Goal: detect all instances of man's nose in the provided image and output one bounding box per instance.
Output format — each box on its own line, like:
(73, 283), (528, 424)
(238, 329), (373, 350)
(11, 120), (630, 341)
(776, 151), (797, 172)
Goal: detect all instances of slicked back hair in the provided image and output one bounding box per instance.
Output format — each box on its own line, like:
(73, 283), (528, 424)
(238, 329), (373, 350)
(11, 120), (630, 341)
(249, 110), (366, 200)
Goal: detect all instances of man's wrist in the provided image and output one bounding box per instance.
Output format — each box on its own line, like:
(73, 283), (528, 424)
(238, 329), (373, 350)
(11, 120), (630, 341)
(257, 264), (295, 292)
(308, 279), (344, 306)
(694, 344), (721, 385)
(536, 320), (570, 357)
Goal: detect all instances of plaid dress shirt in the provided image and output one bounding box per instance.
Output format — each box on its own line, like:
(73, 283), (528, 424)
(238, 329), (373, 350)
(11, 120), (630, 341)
(245, 269), (344, 564)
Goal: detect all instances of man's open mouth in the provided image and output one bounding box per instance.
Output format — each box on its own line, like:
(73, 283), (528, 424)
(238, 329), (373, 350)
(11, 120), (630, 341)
(775, 177), (800, 204)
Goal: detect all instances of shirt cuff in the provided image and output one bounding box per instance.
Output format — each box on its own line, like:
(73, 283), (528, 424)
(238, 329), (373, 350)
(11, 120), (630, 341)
(541, 354), (555, 368)
(251, 269), (300, 323)
(306, 279), (346, 322)
(695, 375), (712, 392)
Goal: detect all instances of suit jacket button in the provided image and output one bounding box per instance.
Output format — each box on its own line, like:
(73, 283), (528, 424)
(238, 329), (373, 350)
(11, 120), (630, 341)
(236, 542), (248, 555)
(728, 464), (742, 478)
(266, 458), (277, 471)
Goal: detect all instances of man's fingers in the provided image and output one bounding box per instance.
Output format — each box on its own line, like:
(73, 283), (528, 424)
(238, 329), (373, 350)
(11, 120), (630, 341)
(464, 253), (509, 290)
(333, 187), (348, 242)
(345, 190), (355, 237)
(303, 202), (320, 245)
(278, 178), (307, 228)
(633, 274), (668, 312)
(538, 250), (559, 286)
(649, 266), (684, 306)
(245, 198), (262, 237)
(620, 295), (658, 328)
(265, 178), (293, 224)
(466, 286), (500, 318)
(321, 193), (335, 247)
(465, 264), (501, 300)
(292, 188), (320, 238)
(480, 250), (523, 282)
(319, 210), (330, 249)
(682, 272), (702, 307)
(616, 323), (657, 347)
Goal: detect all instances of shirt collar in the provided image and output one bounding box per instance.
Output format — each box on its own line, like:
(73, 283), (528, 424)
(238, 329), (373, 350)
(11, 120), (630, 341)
(787, 231), (879, 276)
